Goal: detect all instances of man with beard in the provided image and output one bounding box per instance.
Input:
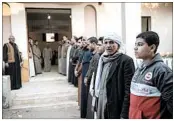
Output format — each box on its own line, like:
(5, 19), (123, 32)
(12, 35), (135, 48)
(78, 37), (93, 118)
(95, 33), (135, 119)
(85, 36), (105, 119)
(84, 37), (100, 119)
(3, 35), (22, 90)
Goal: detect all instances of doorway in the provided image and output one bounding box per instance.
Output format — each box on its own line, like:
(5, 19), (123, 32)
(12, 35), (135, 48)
(26, 8), (72, 77)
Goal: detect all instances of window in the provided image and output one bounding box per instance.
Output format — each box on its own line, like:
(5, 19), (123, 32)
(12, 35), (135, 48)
(46, 33), (55, 42)
(142, 16), (151, 32)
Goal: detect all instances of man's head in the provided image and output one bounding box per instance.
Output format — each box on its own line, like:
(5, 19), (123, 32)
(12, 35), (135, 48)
(71, 36), (78, 45)
(104, 33), (121, 55)
(82, 37), (88, 48)
(35, 40), (39, 45)
(29, 37), (34, 45)
(88, 37), (98, 52)
(9, 35), (15, 43)
(76, 37), (82, 47)
(134, 31), (159, 60)
(97, 37), (105, 54)
(63, 36), (68, 41)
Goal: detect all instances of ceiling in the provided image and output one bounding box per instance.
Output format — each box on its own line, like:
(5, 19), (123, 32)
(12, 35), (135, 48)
(26, 8), (71, 33)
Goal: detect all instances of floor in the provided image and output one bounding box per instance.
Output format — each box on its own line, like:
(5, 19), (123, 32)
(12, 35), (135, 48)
(3, 65), (80, 119)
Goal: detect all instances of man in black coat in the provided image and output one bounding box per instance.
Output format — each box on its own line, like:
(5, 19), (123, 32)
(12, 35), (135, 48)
(94, 33), (135, 119)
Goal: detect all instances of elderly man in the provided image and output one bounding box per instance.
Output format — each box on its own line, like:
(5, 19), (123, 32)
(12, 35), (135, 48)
(3, 35), (22, 90)
(94, 33), (135, 119)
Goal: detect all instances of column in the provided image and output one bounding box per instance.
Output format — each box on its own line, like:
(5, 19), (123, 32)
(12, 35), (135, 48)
(122, 3), (141, 59)
(10, 3), (29, 82)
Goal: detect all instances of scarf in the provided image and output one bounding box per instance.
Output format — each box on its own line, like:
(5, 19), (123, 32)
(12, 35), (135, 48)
(94, 51), (122, 97)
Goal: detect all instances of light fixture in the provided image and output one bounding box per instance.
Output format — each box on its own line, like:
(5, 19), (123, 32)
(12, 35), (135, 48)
(47, 14), (51, 19)
(142, 3), (160, 9)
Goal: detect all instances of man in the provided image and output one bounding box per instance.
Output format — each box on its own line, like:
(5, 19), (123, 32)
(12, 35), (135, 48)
(79, 37), (93, 118)
(68, 36), (78, 84)
(28, 37), (36, 77)
(33, 40), (42, 74)
(43, 44), (52, 72)
(74, 37), (83, 106)
(84, 37), (100, 119)
(94, 33), (135, 119)
(60, 36), (70, 75)
(129, 31), (173, 119)
(3, 35), (22, 90)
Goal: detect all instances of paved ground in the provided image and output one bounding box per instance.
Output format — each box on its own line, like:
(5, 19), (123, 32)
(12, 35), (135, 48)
(3, 106), (80, 119)
(2, 66), (80, 119)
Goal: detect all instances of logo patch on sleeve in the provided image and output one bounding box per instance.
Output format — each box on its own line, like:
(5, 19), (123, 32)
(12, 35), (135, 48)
(145, 72), (152, 81)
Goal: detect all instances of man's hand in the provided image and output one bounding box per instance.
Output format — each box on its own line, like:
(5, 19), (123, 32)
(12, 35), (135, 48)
(5, 63), (9, 67)
(20, 62), (23, 67)
(84, 77), (88, 86)
(74, 70), (78, 77)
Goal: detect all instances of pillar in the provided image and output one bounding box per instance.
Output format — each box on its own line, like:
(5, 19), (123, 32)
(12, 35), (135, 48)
(9, 3), (29, 82)
(122, 3), (141, 58)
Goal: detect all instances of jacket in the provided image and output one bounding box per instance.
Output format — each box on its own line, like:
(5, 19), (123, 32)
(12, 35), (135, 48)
(129, 53), (173, 119)
(85, 52), (100, 85)
(104, 54), (135, 118)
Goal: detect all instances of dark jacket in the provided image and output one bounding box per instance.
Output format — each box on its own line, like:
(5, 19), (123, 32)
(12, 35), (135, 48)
(129, 53), (173, 119)
(105, 53), (135, 119)
(85, 52), (100, 85)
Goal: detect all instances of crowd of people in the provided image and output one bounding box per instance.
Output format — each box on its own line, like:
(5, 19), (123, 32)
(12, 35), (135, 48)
(2, 31), (173, 119)
(66, 31), (173, 119)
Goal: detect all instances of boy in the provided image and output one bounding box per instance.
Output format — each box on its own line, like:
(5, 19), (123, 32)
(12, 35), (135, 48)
(129, 31), (173, 119)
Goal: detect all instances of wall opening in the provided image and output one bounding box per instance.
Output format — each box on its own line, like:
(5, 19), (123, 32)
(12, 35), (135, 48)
(141, 16), (151, 32)
(84, 5), (97, 38)
(2, 2), (12, 45)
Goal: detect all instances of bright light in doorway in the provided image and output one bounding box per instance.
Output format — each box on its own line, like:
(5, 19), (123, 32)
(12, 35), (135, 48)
(47, 14), (51, 19)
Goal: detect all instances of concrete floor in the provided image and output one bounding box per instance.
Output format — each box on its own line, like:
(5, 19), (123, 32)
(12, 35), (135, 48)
(3, 66), (80, 119)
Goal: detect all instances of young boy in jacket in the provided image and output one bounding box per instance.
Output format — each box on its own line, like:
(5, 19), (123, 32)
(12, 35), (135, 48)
(129, 31), (173, 119)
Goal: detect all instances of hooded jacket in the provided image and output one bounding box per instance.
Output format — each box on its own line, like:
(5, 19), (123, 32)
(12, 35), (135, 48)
(129, 53), (173, 119)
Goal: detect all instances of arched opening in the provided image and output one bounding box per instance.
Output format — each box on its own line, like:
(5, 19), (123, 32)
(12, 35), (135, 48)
(84, 5), (97, 38)
(2, 2), (12, 45)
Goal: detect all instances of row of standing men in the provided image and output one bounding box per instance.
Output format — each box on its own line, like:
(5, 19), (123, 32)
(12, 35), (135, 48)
(66, 31), (173, 119)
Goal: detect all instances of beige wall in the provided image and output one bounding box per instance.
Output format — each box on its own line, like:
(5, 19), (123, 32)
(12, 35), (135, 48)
(10, 3), (28, 59)
(141, 3), (173, 53)
(84, 5), (97, 38)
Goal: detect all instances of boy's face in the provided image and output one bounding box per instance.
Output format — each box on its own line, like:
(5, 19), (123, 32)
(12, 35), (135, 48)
(134, 38), (154, 59)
